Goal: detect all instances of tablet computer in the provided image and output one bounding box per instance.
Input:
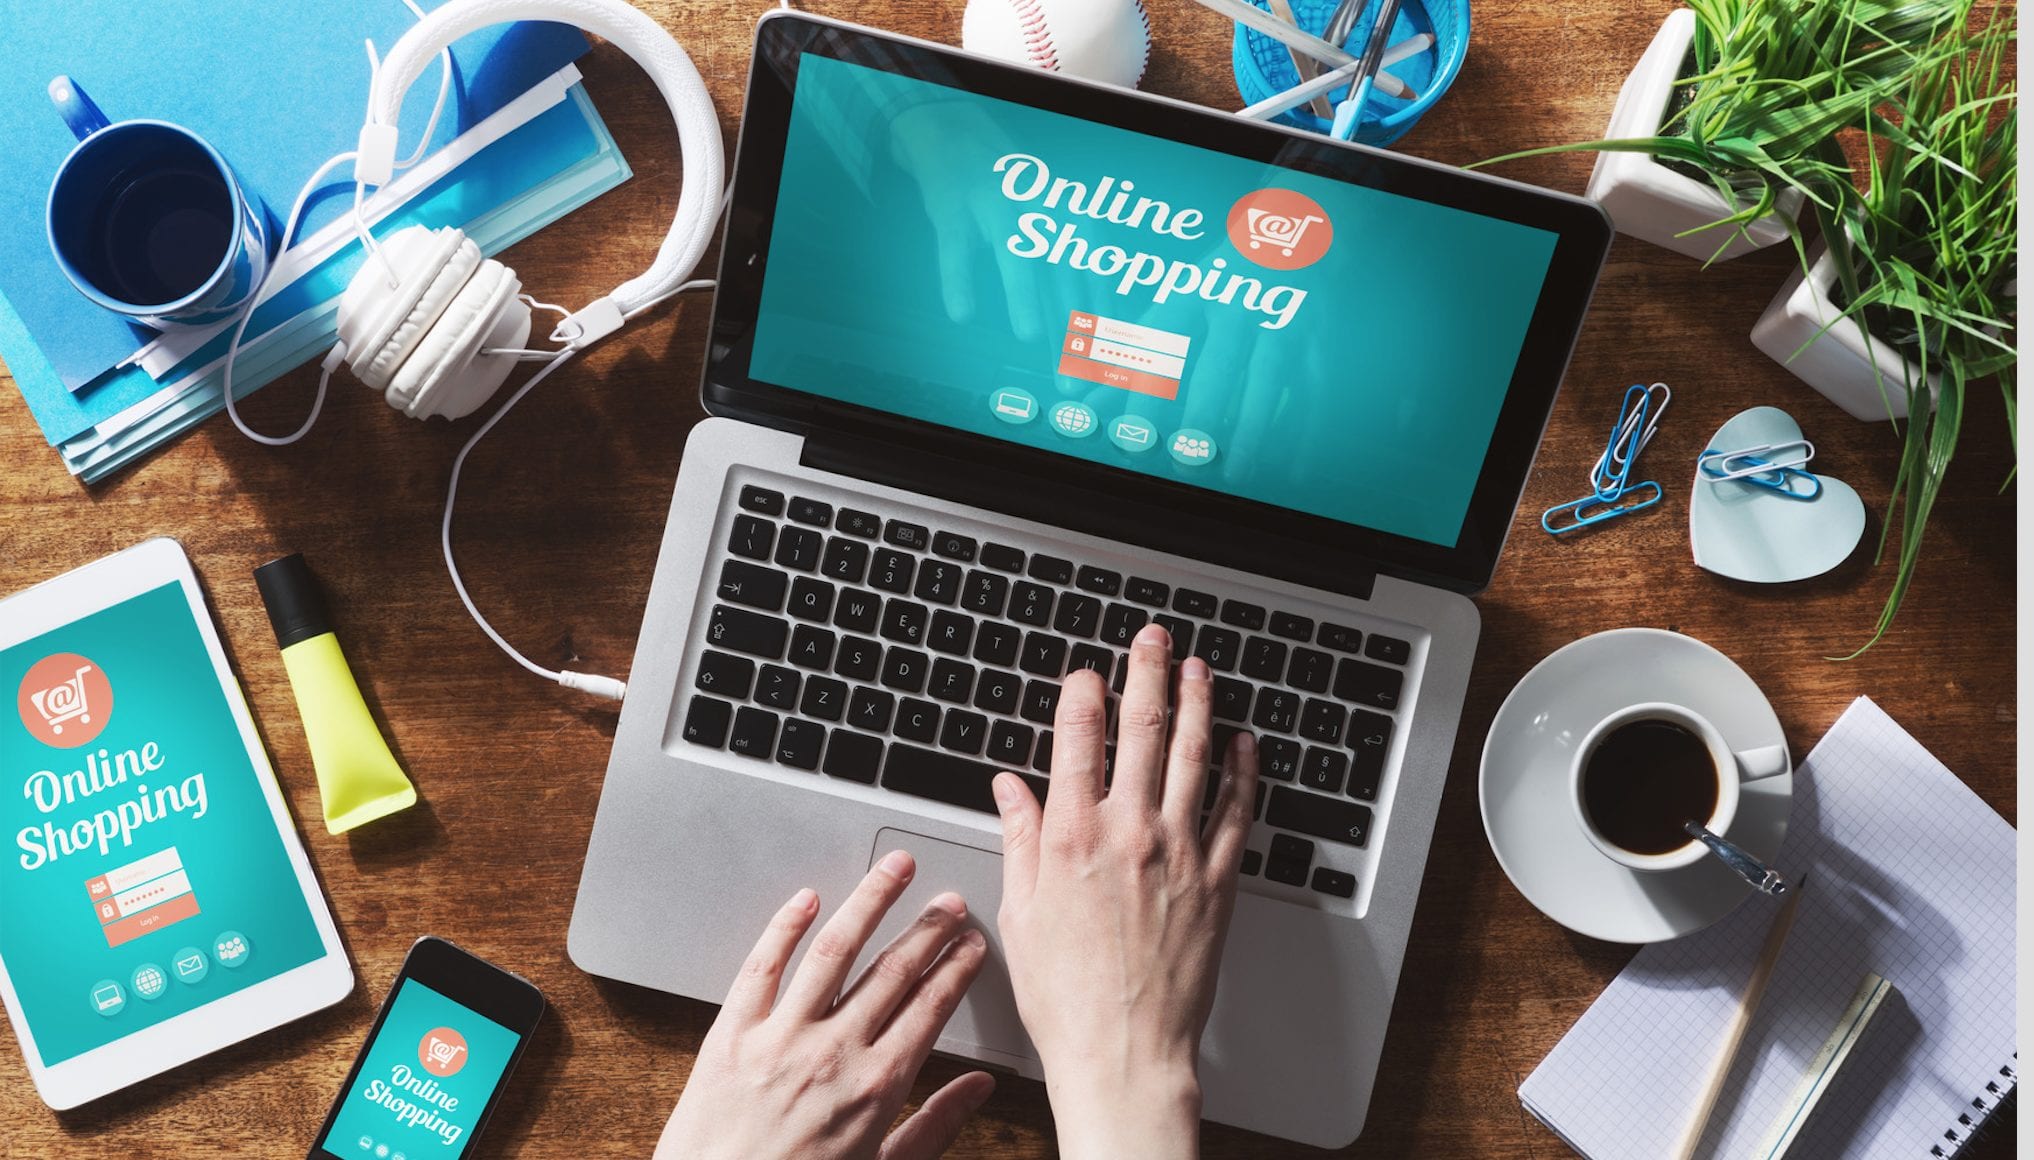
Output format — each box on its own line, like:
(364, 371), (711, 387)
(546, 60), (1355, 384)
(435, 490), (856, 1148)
(0, 538), (351, 1109)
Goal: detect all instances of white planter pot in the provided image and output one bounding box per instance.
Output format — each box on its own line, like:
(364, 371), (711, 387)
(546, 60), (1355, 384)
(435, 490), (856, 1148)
(1584, 9), (1802, 262)
(1750, 246), (1936, 421)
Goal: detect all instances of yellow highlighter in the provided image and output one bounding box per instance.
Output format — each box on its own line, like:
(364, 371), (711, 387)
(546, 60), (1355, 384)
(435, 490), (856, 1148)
(255, 554), (416, 833)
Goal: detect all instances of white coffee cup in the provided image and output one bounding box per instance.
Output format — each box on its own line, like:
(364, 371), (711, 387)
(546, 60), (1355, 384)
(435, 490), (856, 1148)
(1570, 702), (1789, 872)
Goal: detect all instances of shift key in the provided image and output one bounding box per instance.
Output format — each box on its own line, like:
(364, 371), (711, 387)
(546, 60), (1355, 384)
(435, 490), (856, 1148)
(706, 605), (790, 659)
(1266, 786), (1372, 847)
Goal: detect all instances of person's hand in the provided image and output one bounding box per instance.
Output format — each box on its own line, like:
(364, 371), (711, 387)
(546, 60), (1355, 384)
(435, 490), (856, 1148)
(991, 625), (1260, 1159)
(655, 852), (994, 1160)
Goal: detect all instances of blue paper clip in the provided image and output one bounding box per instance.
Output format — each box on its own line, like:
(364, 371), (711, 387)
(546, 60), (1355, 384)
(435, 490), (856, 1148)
(1698, 441), (1820, 499)
(1542, 480), (1663, 534)
(1590, 383), (1671, 501)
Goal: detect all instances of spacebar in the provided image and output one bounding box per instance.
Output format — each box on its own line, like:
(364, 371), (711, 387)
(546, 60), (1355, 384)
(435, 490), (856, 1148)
(881, 744), (1047, 813)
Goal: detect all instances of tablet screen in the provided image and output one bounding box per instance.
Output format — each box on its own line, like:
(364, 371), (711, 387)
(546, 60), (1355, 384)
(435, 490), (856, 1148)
(1, 581), (324, 1066)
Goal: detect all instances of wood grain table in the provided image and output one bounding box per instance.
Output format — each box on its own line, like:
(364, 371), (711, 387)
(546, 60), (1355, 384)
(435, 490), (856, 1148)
(0, 1), (2014, 1155)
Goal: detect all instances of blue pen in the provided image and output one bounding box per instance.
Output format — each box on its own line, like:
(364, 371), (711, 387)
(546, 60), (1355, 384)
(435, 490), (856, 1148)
(1330, 0), (1405, 141)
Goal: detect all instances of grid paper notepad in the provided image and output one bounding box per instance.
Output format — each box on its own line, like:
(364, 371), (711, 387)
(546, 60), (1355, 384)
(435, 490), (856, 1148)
(1519, 697), (2016, 1159)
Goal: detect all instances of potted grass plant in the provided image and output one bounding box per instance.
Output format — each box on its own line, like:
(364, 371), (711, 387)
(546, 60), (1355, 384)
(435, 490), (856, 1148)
(1755, 14), (2015, 650)
(1478, 0), (1965, 262)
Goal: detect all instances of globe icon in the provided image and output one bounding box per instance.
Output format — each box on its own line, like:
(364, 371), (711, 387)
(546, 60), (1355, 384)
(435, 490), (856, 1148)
(132, 965), (166, 999)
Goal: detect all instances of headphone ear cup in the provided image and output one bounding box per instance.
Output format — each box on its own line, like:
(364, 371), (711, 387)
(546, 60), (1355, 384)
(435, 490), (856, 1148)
(337, 226), (481, 393)
(387, 258), (528, 421)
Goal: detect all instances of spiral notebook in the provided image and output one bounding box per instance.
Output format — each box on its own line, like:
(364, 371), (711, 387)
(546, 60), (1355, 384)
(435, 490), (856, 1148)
(1519, 697), (2016, 1159)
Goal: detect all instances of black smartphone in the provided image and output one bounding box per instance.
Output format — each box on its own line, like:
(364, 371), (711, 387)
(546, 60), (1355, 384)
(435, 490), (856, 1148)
(307, 937), (544, 1160)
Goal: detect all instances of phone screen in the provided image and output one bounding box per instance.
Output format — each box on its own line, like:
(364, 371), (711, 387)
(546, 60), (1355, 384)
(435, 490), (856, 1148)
(314, 976), (525, 1158)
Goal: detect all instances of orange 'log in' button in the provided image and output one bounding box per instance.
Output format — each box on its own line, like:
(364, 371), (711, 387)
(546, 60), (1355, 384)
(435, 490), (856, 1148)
(101, 893), (201, 948)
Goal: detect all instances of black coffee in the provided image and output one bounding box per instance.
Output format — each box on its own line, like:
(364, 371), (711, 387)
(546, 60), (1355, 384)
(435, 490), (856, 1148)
(1581, 719), (1719, 855)
(90, 161), (233, 306)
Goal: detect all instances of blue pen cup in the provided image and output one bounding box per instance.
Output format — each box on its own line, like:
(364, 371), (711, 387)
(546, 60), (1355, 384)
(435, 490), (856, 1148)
(1233, 0), (1470, 147)
(45, 76), (271, 329)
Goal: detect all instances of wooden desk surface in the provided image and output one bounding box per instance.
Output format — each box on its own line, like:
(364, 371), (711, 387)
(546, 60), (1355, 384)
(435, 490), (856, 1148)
(0, 1), (2014, 1155)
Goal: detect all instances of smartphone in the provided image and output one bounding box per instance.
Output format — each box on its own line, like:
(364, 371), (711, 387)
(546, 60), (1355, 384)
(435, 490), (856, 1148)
(307, 937), (544, 1159)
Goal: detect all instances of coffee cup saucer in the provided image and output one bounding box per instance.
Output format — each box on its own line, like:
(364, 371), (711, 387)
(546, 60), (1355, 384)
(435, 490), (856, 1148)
(1478, 628), (1793, 943)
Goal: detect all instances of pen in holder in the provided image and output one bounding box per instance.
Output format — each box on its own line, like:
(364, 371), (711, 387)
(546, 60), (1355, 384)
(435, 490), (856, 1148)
(1226, 0), (1470, 147)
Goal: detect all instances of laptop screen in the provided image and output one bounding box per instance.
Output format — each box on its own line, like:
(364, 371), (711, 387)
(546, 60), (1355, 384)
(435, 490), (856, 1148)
(745, 53), (1562, 549)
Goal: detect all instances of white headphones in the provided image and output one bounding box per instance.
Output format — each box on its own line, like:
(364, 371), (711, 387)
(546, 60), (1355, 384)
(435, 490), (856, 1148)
(223, 0), (727, 701)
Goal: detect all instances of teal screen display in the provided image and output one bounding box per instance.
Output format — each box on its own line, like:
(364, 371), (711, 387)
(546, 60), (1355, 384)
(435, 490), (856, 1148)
(748, 55), (1561, 547)
(0, 582), (323, 1066)
(320, 978), (522, 1157)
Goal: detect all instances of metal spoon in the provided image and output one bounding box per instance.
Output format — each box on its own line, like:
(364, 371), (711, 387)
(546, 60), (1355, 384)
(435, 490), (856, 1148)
(1683, 821), (1790, 896)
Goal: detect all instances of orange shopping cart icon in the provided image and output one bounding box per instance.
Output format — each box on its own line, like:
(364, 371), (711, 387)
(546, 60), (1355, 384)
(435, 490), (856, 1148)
(29, 665), (94, 735)
(1243, 209), (1325, 258)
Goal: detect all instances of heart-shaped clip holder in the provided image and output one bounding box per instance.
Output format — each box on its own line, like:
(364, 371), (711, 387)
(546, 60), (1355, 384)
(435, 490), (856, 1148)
(1689, 407), (1866, 582)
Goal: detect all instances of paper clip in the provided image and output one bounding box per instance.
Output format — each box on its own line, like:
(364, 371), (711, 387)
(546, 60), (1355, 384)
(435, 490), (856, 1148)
(1541, 480), (1664, 534)
(1589, 383), (1671, 501)
(1698, 440), (1820, 499)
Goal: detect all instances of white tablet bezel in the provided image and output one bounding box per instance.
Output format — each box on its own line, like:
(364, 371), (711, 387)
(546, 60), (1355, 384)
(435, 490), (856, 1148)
(0, 537), (352, 1109)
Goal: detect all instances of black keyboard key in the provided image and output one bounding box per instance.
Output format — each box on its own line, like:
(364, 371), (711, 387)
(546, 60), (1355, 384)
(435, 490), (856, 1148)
(1251, 688), (1300, 733)
(1312, 867), (1356, 898)
(1240, 849), (1263, 876)
(1076, 566), (1122, 596)
(756, 665), (800, 710)
(1194, 627), (1241, 671)
(787, 577), (834, 623)
(881, 646), (929, 693)
(1020, 633), (1069, 678)
(884, 520), (929, 550)
(833, 590), (881, 634)
(1212, 677), (1252, 723)
(821, 537), (870, 584)
(1333, 659), (1404, 711)
(981, 543), (1026, 573)
(1317, 622), (1363, 653)
(1347, 710), (1392, 801)
(1111, 653), (1129, 694)
(961, 570), (1009, 616)
(739, 485), (785, 516)
(973, 669), (1022, 715)
(729, 706), (778, 759)
(914, 560), (963, 606)
(847, 687), (894, 732)
(933, 531), (977, 562)
(896, 698), (941, 743)
(1300, 747), (1348, 794)
(682, 696), (732, 747)
(1099, 603), (1149, 647)
(1256, 780), (1268, 820)
(1173, 588), (1218, 618)
(788, 625), (835, 671)
(1020, 680), (1061, 725)
(1366, 634), (1412, 665)
(972, 622), (1021, 668)
(822, 731), (882, 783)
(1125, 577), (1170, 607)
(694, 651), (754, 699)
(1152, 615), (1194, 659)
(883, 743), (1046, 813)
(1220, 600), (1266, 631)
(1241, 637), (1287, 682)
(1032, 729), (1055, 772)
(777, 719), (824, 770)
(718, 559), (788, 611)
(1268, 787), (1372, 847)
(986, 719), (1034, 765)
(1053, 594), (1102, 638)
(788, 496), (832, 527)
(1269, 611), (1314, 642)
(1010, 582), (1054, 626)
(838, 508), (882, 538)
(881, 599), (929, 646)
(871, 549), (915, 594)
(928, 610), (974, 656)
(707, 605), (789, 660)
(1260, 736), (1302, 781)
(1068, 644), (1114, 676)
(799, 676), (847, 722)
(774, 526), (823, 572)
(1287, 647), (1333, 693)
(1265, 832), (1313, 885)
(728, 515), (774, 561)
(939, 709), (989, 755)
(1027, 554), (1073, 584)
(1299, 699), (1347, 744)
(929, 658), (975, 704)
(834, 635), (882, 682)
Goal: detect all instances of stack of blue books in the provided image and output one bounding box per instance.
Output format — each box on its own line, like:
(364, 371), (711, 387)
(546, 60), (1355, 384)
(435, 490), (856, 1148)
(0, 2), (634, 482)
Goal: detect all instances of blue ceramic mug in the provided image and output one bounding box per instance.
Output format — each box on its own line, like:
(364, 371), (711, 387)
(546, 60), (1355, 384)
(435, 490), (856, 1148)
(44, 76), (271, 328)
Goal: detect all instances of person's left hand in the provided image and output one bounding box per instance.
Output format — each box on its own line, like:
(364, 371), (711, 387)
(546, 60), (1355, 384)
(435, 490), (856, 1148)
(654, 852), (994, 1160)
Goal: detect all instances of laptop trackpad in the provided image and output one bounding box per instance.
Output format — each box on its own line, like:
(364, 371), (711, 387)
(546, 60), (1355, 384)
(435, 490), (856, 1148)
(858, 828), (1036, 1071)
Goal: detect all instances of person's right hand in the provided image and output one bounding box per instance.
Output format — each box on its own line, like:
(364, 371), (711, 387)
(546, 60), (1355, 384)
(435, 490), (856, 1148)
(990, 623), (1260, 1159)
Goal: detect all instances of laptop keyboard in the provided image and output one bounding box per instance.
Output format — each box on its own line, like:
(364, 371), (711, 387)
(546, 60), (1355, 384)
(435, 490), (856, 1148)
(675, 478), (1423, 913)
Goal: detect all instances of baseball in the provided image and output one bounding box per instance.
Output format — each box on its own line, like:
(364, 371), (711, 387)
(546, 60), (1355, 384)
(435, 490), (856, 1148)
(962, 0), (1152, 90)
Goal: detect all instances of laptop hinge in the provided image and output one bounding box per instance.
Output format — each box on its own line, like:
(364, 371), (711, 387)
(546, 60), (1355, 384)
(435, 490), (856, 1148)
(799, 436), (1379, 601)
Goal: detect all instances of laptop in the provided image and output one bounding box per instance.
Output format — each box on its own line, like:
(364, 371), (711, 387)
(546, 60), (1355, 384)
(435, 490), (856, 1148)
(569, 11), (1609, 1148)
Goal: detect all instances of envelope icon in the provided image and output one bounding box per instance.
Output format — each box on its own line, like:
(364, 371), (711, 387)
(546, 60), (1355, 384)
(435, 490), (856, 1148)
(175, 953), (203, 975)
